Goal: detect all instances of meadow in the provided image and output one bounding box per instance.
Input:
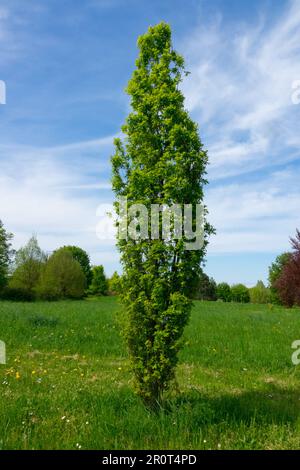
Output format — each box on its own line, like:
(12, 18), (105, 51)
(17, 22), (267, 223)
(0, 297), (300, 450)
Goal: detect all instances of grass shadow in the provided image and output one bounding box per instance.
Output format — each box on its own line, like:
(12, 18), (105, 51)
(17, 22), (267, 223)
(171, 384), (300, 426)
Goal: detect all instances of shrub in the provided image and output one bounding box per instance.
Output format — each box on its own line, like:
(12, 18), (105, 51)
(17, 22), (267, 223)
(231, 284), (250, 303)
(249, 281), (271, 304)
(37, 251), (85, 300)
(0, 286), (34, 302)
(216, 282), (232, 302)
(89, 265), (108, 296)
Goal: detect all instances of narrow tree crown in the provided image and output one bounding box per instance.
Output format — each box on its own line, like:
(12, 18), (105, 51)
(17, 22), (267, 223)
(111, 22), (213, 406)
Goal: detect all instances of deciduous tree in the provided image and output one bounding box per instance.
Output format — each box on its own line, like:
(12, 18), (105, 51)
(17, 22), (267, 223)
(37, 251), (85, 300)
(275, 230), (300, 307)
(0, 220), (13, 292)
(111, 23), (213, 406)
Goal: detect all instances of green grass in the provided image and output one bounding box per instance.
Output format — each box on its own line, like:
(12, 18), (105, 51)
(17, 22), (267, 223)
(0, 298), (300, 450)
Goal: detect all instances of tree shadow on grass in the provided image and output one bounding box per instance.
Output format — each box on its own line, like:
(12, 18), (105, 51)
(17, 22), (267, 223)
(171, 384), (300, 426)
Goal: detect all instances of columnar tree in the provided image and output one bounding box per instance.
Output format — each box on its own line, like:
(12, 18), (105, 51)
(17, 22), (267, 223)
(112, 23), (213, 406)
(0, 220), (13, 291)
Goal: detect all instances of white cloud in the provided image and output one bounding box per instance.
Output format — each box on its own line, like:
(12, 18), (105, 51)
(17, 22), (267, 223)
(1, 0), (300, 276)
(177, 0), (300, 255)
(0, 137), (116, 266)
(181, 0), (300, 179)
(206, 167), (300, 253)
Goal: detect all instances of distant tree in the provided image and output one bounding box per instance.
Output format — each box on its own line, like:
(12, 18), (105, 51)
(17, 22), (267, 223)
(268, 252), (291, 304)
(108, 271), (121, 295)
(275, 230), (300, 307)
(231, 284), (250, 303)
(9, 236), (46, 296)
(37, 251), (85, 300)
(249, 280), (271, 304)
(216, 282), (231, 302)
(0, 220), (13, 292)
(89, 265), (108, 296)
(55, 246), (92, 287)
(190, 271), (217, 301)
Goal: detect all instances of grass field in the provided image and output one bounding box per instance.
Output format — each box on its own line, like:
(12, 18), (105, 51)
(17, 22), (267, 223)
(0, 297), (300, 450)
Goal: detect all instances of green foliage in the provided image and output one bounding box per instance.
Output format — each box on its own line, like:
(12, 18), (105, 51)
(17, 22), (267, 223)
(216, 282), (232, 302)
(9, 236), (46, 297)
(190, 270), (217, 300)
(89, 265), (108, 296)
(0, 286), (35, 302)
(268, 252), (292, 304)
(231, 284), (250, 303)
(249, 281), (271, 304)
(37, 251), (85, 300)
(0, 220), (14, 292)
(55, 246), (92, 287)
(112, 22), (213, 406)
(108, 271), (121, 295)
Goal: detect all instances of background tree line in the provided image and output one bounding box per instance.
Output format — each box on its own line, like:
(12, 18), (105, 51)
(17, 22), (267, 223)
(1, 218), (299, 307)
(0, 221), (120, 301)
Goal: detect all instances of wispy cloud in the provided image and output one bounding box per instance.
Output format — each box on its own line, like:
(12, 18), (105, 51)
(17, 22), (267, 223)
(0, 137), (115, 266)
(182, 0), (300, 179)
(1, 0), (300, 281)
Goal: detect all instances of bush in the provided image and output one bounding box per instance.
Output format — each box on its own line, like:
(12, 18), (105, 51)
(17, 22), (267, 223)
(249, 281), (271, 304)
(216, 282), (231, 302)
(89, 265), (108, 296)
(37, 251), (85, 300)
(231, 284), (250, 303)
(0, 286), (35, 302)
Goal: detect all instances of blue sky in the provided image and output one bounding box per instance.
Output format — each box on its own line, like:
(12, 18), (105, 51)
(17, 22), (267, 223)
(0, 0), (300, 285)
